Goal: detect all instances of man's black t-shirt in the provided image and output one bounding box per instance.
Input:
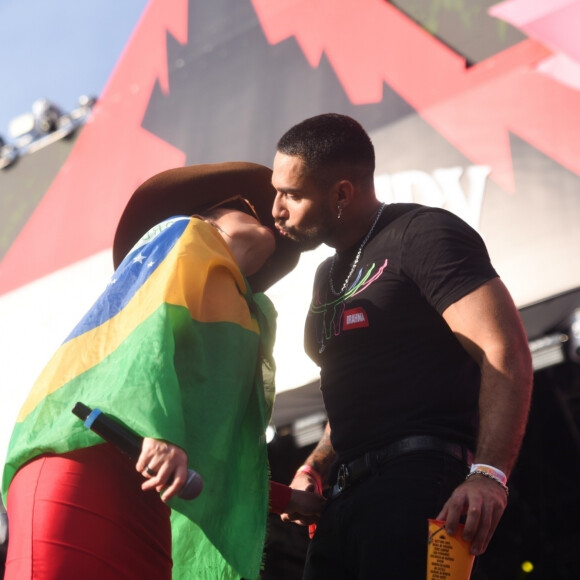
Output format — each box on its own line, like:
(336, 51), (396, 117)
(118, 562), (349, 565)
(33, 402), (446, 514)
(304, 203), (498, 462)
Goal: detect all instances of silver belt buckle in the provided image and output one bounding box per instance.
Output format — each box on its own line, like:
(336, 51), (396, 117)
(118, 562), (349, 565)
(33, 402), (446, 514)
(336, 463), (350, 492)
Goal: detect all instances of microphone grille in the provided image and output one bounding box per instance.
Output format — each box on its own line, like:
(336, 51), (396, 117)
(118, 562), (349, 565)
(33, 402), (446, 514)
(179, 469), (204, 500)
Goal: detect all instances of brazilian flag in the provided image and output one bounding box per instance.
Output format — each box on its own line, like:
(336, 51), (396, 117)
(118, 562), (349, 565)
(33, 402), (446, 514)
(2, 216), (277, 579)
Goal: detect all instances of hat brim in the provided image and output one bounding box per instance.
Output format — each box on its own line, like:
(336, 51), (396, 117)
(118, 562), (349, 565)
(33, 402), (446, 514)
(112, 162), (300, 292)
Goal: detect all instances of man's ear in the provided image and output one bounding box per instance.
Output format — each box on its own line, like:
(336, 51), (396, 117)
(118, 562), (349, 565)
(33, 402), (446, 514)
(332, 179), (355, 210)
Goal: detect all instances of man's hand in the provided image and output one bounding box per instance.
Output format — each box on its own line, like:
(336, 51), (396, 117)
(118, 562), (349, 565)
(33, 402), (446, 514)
(436, 474), (508, 555)
(284, 488), (326, 525)
(136, 437), (189, 502)
(281, 471), (322, 525)
(282, 423), (333, 527)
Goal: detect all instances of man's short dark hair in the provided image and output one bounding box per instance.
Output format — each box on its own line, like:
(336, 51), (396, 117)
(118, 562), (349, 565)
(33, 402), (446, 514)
(276, 113), (375, 187)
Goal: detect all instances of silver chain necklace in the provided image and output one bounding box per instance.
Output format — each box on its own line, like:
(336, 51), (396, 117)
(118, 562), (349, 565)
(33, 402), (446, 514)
(328, 202), (386, 296)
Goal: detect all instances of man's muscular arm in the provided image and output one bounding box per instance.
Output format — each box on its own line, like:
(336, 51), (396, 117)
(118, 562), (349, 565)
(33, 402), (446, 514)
(281, 422), (335, 524)
(438, 278), (533, 555)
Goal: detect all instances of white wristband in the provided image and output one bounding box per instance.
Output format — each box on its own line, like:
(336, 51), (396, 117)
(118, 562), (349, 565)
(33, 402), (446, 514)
(469, 463), (507, 485)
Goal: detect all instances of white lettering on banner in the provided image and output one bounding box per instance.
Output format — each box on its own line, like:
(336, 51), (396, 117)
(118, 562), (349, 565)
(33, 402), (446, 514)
(374, 165), (490, 231)
(346, 312), (365, 324)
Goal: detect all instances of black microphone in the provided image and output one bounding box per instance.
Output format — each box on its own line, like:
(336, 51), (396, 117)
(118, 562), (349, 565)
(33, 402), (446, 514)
(72, 402), (203, 500)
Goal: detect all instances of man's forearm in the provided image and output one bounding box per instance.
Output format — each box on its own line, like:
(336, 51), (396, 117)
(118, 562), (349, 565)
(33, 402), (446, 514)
(303, 422), (335, 482)
(473, 346), (533, 477)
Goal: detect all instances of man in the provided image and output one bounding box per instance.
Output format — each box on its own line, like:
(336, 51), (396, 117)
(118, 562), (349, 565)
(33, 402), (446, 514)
(271, 114), (533, 578)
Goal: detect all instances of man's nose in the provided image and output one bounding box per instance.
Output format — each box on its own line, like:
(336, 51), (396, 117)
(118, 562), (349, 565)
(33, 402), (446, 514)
(272, 193), (287, 220)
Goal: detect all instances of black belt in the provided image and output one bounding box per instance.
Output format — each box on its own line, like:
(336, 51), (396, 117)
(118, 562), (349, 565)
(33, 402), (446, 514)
(330, 435), (473, 498)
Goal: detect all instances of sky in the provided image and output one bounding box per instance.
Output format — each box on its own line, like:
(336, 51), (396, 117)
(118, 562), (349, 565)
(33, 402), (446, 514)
(0, 0), (149, 140)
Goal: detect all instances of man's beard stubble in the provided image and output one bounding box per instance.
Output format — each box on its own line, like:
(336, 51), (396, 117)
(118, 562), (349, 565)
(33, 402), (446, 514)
(279, 210), (335, 252)
(282, 226), (323, 252)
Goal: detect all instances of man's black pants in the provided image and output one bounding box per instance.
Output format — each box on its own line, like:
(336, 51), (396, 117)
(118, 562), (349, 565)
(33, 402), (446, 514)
(303, 449), (468, 579)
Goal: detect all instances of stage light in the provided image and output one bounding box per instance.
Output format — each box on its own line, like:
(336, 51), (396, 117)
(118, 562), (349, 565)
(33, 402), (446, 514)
(567, 308), (580, 364)
(31, 98), (66, 134)
(0, 136), (18, 170)
(8, 113), (35, 141)
(529, 332), (567, 371)
(517, 560), (535, 578)
(521, 560), (533, 573)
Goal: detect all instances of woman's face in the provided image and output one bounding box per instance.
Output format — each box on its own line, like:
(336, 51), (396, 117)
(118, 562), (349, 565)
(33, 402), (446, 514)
(210, 208), (276, 277)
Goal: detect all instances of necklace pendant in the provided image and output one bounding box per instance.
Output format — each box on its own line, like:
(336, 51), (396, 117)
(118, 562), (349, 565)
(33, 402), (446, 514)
(319, 343), (326, 354)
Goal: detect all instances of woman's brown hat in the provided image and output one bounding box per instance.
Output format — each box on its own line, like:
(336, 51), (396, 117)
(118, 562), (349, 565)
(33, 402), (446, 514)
(112, 161), (300, 292)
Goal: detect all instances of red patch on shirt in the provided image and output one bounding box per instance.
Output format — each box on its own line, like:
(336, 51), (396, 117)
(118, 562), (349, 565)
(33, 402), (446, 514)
(342, 307), (369, 330)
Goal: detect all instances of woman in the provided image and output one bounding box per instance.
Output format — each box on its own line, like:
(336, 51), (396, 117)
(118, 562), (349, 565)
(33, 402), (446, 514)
(2, 163), (323, 579)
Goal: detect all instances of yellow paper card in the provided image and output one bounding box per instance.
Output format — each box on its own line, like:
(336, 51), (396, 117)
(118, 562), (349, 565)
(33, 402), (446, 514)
(427, 518), (475, 580)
